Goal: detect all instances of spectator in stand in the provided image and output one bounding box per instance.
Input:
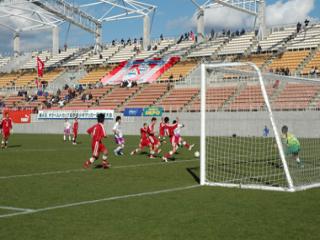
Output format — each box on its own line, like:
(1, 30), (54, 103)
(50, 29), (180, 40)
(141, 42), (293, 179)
(112, 40), (116, 46)
(134, 38), (137, 44)
(81, 93), (86, 102)
(169, 74), (173, 81)
(297, 22), (302, 33)
(305, 19), (310, 28)
(273, 80), (280, 89)
(160, 34), (163, 41)
(121, 38), (125, 45)
(240, 29), (245, 35)
(56, 88), (61, 96)
(140, 37), (143, 44)
(285, 67), (290, 76)
(64, 44), (67, 51)
(152, 45), (158, 51)
(95, 99), (100, 106)
(210, 29), (215, 39)
(179, 74), (183, 81)
(147, 45), (151, 51)
(257, 44), (262, 53)
(88, 92), (93, 100)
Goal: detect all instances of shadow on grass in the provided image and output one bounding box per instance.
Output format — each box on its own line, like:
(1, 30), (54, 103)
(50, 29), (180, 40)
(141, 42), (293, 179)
(187, 167), (200, 184)
(7, 145), (22, 148)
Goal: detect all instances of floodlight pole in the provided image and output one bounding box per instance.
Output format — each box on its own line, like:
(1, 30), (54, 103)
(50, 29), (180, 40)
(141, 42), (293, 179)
(95, 24), (102, 52)
(257, 0), (266, 40)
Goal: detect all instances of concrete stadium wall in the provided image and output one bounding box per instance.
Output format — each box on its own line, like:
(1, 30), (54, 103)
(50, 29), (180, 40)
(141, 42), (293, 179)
(7, 111), (320, 138)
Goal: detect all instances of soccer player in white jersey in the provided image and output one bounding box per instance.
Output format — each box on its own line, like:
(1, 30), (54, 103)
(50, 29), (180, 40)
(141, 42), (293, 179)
(64, 118), (72, 141)
(113, 116), (125, 156)
(173, 120), (194, 151)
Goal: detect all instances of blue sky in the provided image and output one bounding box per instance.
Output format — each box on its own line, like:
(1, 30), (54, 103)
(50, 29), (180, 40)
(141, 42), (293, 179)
(0, 0), (319, 54)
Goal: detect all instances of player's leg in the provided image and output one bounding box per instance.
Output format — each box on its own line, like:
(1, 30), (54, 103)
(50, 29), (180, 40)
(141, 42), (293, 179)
(179, 137), (194, 151)
(114, 138), (125, 155)
(73, 132), (77, 145)
(83, 141), (100, 168)
(68, 130), (71, 141)
(162, 136), (177, 162)
(100, 145), (111, 169)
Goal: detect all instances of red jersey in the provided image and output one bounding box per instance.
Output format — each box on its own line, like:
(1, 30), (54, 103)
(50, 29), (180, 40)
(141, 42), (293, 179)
(87, 123), (106, 142)
(147, 123), (156, 136)
(165, 123), (178, 137)
(73, 121), (79, 132)
(159, 122), (166, 136)
(140, 127), (148, 141)
(1, 118), (12, 133)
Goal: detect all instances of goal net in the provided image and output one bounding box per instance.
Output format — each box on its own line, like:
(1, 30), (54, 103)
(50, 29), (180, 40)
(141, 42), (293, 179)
(200, 62), (320, 192)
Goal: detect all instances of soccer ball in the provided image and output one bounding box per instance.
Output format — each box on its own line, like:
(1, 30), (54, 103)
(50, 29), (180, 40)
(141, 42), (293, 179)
(194, 151), (200, 158)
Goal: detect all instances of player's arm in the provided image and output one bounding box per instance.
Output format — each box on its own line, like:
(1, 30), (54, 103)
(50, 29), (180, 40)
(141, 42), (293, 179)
(87, 126), (95, 135)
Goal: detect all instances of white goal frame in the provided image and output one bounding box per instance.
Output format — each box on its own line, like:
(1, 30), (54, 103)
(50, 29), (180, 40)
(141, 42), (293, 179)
(200, 62), (298, 192)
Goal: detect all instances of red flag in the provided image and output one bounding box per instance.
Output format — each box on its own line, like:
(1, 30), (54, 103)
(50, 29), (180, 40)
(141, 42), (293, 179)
(37, 57), (44, 77)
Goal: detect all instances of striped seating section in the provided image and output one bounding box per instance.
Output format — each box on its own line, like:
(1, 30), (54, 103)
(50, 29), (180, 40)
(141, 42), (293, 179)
(273, 83), (319, 110)
(269, 51), (309, 73)
(78, 67), (114, 85)
(66, 86), (112, 108)
(159, 60), (198, 81)
(97, 86), (140, 110)
(122, 83), (168, 109)
(187, 86), (237, 111)
(228, 85), (274, 111)
(156, 88), (199, 112)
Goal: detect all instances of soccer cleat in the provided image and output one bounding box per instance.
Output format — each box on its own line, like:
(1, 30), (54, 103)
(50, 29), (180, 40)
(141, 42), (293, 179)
(119, 151), (124, 156)
(72, 142), (77, 145)
(102, 160), (111, 169)
(83, 160), (91, 169)
(149, 155), (155, 159)
(130, 151), (134, 156)
(162, 156), (168, 162)
(114, 149), (120, 156)
(188, 144), (195, 151)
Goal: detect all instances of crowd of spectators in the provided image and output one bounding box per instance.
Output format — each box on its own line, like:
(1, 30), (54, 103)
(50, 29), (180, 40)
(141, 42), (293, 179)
(269, 67), (291, 76)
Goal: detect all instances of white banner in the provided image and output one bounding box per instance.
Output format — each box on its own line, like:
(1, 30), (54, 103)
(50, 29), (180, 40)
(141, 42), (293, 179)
(37, 109), (114, 120)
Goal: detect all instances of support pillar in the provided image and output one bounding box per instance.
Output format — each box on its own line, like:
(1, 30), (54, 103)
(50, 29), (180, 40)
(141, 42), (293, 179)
(13, 33), (20, 57)
(197, 8), (205, 43)
(143, 14), (151, 50)
(52, 26), (59, 55)
(257, 0), (266, 40)
(95, 24), (102, 53)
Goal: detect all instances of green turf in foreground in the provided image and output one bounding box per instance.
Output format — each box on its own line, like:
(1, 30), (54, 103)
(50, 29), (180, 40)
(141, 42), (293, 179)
(0, 134), (319, 240)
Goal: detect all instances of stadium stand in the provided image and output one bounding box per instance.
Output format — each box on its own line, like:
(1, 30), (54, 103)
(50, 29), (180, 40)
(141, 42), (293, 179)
(44, 48), (79, 67)
(134, 39), (174, 59)
(218, 32), (255, 55)
(21, 51), (51, 69)
(0, 73), (18, 88)
(186, 86), (237, 112)
(97, 85), (140, 110)
(108, 44), (141, 63)
(165, 40), (195, 56)
(240, 54), (271, 68)
(84, 45), (120, 66)
(14, 69), (63, 88)
(273, 83), (319, 110)
(254, 26), (296, 52)
(121, 83), (169, 109)
(227, 84), (274, 111)
(302, 51), (320, 75)
(159, 60), (198, 81)
(287, 24), (320, 50)
(188, 37), (228, 58)
(78, 66), (114, 85)
(156, 87), (199, 112)
(268, 50), (310, 73)
(0, 56), (11, 68)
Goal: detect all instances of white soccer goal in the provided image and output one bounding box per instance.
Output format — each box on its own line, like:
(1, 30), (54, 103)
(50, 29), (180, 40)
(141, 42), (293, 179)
(200, 62), (320, 192)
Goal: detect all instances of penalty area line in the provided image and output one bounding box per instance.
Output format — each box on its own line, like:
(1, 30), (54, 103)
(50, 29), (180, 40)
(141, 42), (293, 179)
(0, 185), (200, 219)
(0, 159), (198, 180)
(0, 206), (34, 212)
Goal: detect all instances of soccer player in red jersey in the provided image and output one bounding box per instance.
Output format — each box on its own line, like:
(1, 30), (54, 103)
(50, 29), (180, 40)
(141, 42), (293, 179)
(83, 113), (111, 169)
(158, 117), (167, 143)
(130, 123), (155, 158)
(147, 117), (161, 155)
(1, 112), (13, 149)
(72, 117), (79, 145)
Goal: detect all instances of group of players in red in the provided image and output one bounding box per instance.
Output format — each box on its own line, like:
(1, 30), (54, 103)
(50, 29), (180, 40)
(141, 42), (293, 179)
(83, 113), (194, 169)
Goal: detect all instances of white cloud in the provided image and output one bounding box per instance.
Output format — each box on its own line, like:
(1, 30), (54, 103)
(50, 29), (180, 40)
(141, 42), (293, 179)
(187, 0), (315, 30)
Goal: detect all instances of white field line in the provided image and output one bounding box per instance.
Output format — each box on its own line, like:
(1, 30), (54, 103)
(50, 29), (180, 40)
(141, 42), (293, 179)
(0, 185), (200, 219)
(0, 206), (34, 212)
(0, 159), (198, 180)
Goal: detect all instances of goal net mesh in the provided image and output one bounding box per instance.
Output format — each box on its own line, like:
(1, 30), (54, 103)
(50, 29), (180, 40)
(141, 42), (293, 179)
(201, 63), (320, 191)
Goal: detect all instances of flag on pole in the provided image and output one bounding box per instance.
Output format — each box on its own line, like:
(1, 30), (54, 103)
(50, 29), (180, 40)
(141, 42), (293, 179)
(37, 57), (44, 77)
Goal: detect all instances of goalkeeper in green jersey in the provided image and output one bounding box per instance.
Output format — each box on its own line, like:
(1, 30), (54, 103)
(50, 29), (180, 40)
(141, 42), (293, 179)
(281, 125), (303, 167)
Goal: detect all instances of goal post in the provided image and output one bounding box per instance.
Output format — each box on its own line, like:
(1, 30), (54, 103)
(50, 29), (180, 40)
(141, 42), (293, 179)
(200, 62), (320, 192)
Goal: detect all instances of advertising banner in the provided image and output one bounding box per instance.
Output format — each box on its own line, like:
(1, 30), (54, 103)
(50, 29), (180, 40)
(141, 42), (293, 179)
(143, 107), (163, 117)
(123, 108), (143, 117)
(4, 110), (32, 124)
(37, 109), (114, 120)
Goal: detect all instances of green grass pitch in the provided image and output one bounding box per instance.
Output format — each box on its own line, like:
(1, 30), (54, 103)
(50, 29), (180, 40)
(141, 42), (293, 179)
(0, 134), (319, 240)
